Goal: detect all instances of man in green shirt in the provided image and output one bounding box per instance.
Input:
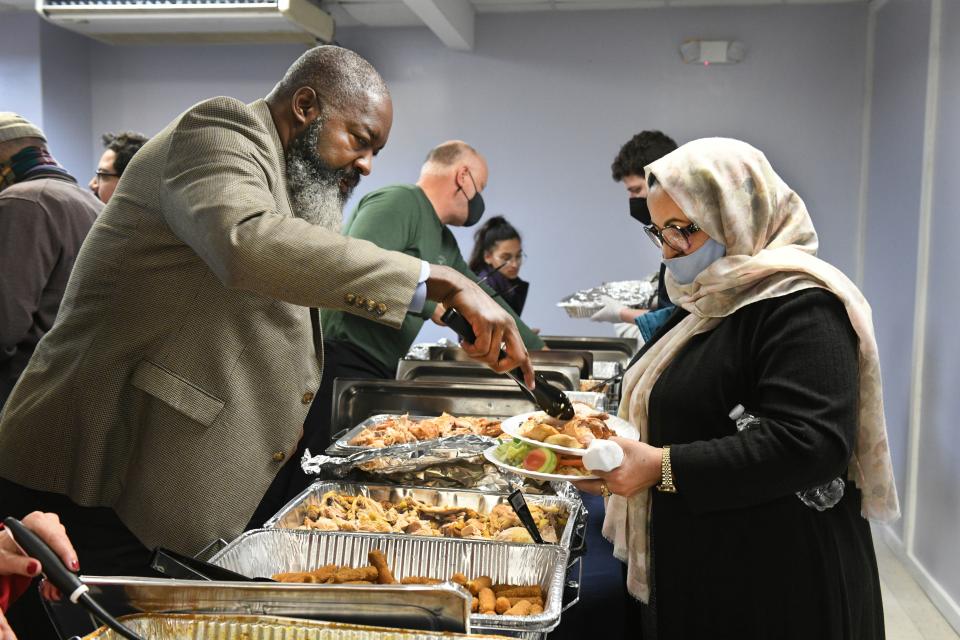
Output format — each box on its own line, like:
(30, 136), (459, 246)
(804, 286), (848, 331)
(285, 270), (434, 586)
(324, 140), (543, 370)
(275, 141), (544, 501)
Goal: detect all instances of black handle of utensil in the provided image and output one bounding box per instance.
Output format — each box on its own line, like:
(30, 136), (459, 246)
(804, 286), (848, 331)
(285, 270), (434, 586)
(3, 517), (147, 640)
(508, 489), (545, 544)
(441, 307), (575, 420)
(439, 307), (531, 382)
(151, 547), (270, 582)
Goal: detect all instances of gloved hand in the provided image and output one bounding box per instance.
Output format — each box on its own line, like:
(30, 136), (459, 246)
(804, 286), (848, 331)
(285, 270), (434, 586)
(590, 296), (627, 323)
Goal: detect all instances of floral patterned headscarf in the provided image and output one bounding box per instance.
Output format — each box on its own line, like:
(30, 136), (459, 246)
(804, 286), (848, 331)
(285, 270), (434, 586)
(603, 137), (900, 603)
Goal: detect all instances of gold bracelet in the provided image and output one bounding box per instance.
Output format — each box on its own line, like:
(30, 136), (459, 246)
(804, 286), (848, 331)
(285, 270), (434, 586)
(656, 446), (677, 493)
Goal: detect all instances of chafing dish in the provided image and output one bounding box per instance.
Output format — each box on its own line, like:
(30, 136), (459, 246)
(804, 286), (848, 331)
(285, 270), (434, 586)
(83, 614), (509, 640)
(263, 481), (582, 550)
(539, 336), (636, 369)
(48, 576), (470, 637)
(395, 360), (580, 391)
(211, 529), (570, 637)
(426, 347), (594, 380)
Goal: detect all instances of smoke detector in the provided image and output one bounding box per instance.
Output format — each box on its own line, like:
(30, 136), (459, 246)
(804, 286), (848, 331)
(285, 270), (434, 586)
(680, 40), (746, 66)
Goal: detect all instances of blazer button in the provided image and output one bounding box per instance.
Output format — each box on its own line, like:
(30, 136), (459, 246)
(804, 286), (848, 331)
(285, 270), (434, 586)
(345, 293), (356, 304)
(272, 451), (286, 462)
(302, 391), (315, 405)
(366, 300), (377, 312)
(355, 297), (366, 308)
(377, 303), (387, 316)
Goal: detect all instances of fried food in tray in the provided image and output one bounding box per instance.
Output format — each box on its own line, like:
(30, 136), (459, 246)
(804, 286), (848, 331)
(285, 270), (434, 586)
(347, 413), (503, 448)
(519, 402), (614, 450)
(272, 550), (542, 617)
(299, 490), (566, 544)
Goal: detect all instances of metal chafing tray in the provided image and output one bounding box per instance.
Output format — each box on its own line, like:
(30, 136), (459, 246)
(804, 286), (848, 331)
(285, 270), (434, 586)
(51, 576), (470, 635)
(83, 614), (513, 640)
(211, 529), (569, 637)
(395, 360), (580, 391)
(539, 335), (636, 369)
(263, 481), (582, 549)
(426, 347), (595, 380)
(326, 389), (603, 456)
(330, 380), (537, 438)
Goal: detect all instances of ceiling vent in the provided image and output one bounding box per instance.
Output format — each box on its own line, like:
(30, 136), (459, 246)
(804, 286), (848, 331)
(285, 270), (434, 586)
(36, 0), (335, 45)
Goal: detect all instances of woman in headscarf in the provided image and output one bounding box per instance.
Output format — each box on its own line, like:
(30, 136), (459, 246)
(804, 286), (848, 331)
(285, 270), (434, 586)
(575, 138), (899, 639)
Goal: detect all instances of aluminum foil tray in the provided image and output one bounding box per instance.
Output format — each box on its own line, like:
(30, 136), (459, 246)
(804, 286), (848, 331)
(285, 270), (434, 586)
(83, 614), (509, 640)
(557, 279), (657, 318)
(210, 529), (569, 635)
(263, 481), (581, 549)
(63, 576), (469, 634)
(330, 414), (499, 455)
(590, 361), (621, 382)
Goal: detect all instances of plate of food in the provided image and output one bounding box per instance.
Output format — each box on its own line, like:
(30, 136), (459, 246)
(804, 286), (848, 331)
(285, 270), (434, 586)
(500, 402), (638, 456)
(484, 440), (598, 481)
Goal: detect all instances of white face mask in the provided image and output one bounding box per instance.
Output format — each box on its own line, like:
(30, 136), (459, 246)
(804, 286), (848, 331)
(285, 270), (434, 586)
(663, 237), (726, 284)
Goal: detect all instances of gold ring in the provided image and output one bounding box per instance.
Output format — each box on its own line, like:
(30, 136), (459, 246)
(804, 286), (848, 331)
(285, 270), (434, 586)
(600, 482), (612, 497)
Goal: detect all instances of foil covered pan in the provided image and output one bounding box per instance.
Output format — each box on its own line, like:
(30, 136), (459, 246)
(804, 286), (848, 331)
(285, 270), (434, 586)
(307, 434), (497, 478)
(210, 529), (569, 636)
(83, 614), (508, 640)
(262, 481), (582, 549)
(329, 414), (500, 456)
(557, 279), (658, 318)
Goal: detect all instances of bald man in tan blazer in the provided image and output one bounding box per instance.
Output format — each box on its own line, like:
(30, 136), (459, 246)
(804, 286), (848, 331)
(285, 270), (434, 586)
(0, 46), (532, 575)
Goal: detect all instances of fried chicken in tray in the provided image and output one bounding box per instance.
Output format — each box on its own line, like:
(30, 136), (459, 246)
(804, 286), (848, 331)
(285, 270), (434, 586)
(347, 413), (503, 448)
(519, 401), (614, 449)
(300, 490), (564, 544)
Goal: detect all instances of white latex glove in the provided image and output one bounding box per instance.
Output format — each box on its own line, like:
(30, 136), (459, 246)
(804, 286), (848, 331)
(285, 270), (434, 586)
(590, 296), (627, 323)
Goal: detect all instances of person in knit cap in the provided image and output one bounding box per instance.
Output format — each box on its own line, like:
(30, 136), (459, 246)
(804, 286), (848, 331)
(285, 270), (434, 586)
(0, 113), (101, 409)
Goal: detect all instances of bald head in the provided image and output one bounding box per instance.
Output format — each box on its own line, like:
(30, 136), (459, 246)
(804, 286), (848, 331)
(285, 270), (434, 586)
(268, 45), (389, 114)
(420, 140), (485, 178)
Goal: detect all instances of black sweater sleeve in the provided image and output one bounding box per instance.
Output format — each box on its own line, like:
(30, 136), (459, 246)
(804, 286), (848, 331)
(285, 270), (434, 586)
(669, 289), (860, 513)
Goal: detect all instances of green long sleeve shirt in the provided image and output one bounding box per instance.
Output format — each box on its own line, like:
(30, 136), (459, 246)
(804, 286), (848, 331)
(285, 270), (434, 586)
(322, 184), (544, 373)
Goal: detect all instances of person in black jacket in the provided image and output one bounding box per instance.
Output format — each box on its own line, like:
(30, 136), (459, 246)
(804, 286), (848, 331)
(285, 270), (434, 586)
(576, 138), (900, 639)
(468, 216), (529, 316)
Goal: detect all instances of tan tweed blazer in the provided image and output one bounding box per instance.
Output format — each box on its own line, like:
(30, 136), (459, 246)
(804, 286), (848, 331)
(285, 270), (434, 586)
(0, 98), (420, 554)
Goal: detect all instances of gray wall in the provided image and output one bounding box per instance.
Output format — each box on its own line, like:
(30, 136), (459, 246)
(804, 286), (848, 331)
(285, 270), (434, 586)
(860, 0), (931, 541)
(333, 5), (869, 341)
(69, 4), (867, 341)
(915, 0), (960, 615)
(40, 21), (93, 180)
(863, 0), (960, 628)
(0, 12), (44, 128)
(0, 15), (93, 179)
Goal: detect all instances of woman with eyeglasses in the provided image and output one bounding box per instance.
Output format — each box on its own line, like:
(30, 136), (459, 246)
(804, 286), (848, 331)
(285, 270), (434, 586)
(468, 216), (529, 316)
(575, 138), (899, 639)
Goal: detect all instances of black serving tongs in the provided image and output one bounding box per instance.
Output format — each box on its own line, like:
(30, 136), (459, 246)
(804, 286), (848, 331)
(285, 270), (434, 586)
(440, 307), (575, 420)
(3, 517), (147, 640)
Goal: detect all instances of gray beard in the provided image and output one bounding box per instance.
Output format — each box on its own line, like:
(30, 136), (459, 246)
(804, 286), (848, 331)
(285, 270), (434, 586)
(285, 119), (354, 231)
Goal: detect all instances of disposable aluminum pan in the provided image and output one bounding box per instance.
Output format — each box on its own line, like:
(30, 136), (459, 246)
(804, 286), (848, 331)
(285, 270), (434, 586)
(557, 278), (658, 319)
(211, 528), (569, 636)
(60, 576), (469, 634)
(262, 481), (582, 549)
(330, 414), (493, 455)
(83, 614), (509, 640)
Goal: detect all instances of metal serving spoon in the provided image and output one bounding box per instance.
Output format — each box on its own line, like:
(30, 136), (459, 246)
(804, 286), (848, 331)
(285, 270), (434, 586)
(440, 307), (575, 420)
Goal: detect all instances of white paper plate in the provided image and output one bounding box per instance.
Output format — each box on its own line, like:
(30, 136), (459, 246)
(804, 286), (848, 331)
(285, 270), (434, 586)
(483, 445), (599, 482)
(500, 411), (639, 456)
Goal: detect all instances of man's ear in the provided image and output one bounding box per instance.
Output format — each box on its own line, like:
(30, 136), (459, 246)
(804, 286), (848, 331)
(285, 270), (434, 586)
(291, 87), (320, 127)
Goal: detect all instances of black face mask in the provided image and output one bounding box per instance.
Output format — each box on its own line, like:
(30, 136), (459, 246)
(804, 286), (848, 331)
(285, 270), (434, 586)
(458, 170), (485, 227)
(629, 196), (651, 225)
